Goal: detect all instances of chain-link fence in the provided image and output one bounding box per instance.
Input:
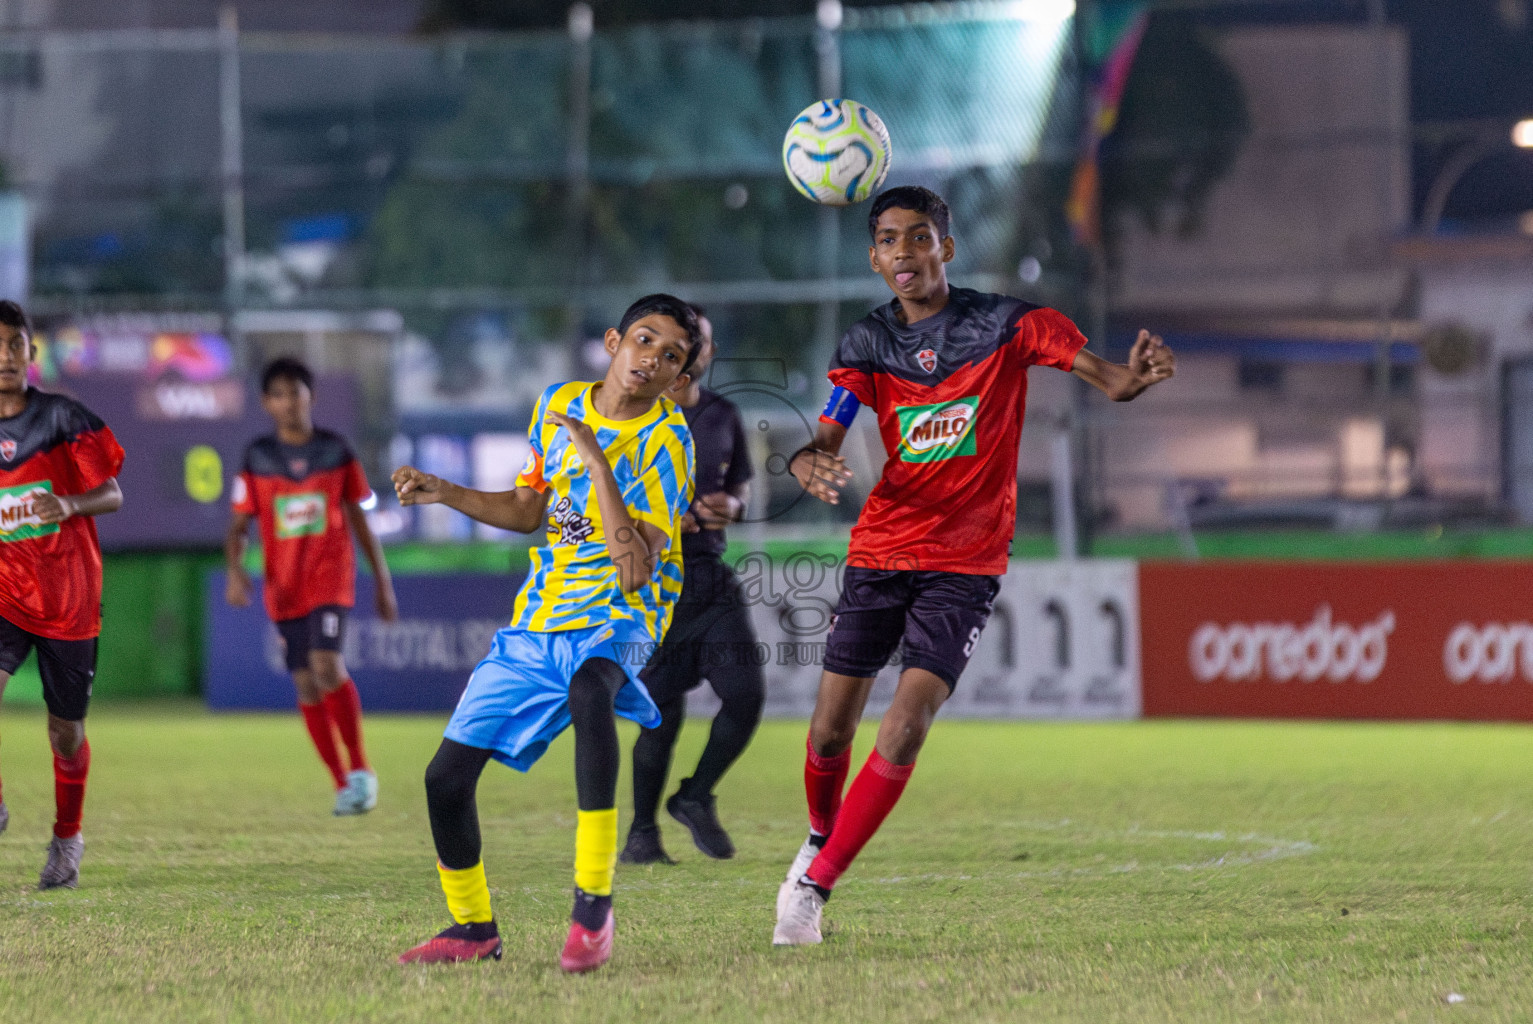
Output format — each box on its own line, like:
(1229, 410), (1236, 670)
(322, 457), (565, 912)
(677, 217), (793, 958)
(0, 3), (1096, 542)
(2, 6), (1512, 547)
(0, 6), (1082, 317)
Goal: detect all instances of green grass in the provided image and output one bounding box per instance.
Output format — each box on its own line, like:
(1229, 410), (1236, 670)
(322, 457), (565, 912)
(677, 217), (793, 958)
(0, 707), (1530, 1022)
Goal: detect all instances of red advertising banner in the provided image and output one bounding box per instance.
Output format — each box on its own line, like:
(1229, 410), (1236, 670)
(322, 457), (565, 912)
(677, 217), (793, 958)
(1139, 562), (1533, 721)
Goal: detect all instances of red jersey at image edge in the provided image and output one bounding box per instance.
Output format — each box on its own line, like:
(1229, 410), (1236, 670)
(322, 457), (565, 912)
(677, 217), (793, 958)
(232, 429), (372, 622)
(0, 390), (125, 641)
(825, 290), (1087, 575)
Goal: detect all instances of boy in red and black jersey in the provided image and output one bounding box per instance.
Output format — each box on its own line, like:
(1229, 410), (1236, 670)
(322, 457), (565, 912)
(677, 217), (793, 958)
(772, 187), (1176, 945)
(0, 300), (125, 890)
(226, 357), (398, 816)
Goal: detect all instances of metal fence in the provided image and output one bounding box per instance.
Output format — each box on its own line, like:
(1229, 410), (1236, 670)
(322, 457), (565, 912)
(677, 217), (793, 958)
(0, 4), (1083, 323)
(0, 5), (1515, 545)
(0, 3), (1108, 542)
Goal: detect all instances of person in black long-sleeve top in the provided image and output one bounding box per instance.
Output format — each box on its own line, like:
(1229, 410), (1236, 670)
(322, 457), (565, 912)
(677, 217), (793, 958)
(621, 309), (764, 864)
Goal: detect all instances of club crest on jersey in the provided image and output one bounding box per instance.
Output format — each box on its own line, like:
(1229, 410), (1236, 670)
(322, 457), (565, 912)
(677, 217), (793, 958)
(0, 481), (61, 542)
(917, 348), (937, 373)
(894, 396), (979, 463)
(0, 439), (14, 462)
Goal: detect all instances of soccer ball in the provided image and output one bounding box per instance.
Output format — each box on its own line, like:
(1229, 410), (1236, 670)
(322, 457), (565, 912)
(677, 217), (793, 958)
(781, 98), (892, 206)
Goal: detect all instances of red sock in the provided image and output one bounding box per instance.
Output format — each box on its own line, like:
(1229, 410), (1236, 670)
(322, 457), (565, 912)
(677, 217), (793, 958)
(805, 749), (914, 890)
(300, 702), (347, 789)
(53, 739), (91, 839)
(321, 680), (370, 773)
(804, 734), (851, 837)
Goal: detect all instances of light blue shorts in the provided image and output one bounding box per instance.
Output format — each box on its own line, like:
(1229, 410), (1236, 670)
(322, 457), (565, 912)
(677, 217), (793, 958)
(444, 620), (662, 771)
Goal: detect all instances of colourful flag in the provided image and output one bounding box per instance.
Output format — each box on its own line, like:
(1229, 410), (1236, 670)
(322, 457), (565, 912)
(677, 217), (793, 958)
(1066, 2), (1150, 247)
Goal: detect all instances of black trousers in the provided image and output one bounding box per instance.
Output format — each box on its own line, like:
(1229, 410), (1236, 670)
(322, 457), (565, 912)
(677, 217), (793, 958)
(630, 555), (765, 828)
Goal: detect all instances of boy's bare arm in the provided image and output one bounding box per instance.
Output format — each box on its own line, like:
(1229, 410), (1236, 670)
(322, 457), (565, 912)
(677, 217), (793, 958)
(392, 465), (549, 533)
(344, 501), (399, 621)
(788, 420), (853, 505)
(547, 410), (664, 594)
(31, 478), (122, 523)
(1071, 329), (1176, 402)
(224, 509), (254, 607)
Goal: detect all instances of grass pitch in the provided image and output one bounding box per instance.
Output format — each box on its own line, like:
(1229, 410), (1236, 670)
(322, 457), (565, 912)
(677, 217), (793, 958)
(0, 706), (1529, 1023)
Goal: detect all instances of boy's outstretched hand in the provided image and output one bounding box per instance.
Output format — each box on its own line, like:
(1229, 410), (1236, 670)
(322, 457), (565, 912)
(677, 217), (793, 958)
(547, 411), (607, 471)
(392, 465), (444, 506)
(790, 448), (853, 506)
(1127, 329), (1176, 389)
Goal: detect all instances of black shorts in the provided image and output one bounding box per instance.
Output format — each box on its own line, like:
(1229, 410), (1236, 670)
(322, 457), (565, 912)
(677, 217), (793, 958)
(641, 556), (765, 707)
(0, 615), (96, 721)
(823, 566), (1001, 691)
(275, 605), (348, 673)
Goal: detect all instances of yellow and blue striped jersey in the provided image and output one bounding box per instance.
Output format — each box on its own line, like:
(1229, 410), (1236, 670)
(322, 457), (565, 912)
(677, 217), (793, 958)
(509, 381), (694, 640)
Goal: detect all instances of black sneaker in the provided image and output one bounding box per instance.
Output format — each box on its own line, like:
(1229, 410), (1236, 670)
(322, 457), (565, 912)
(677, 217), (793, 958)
(619, 824), (676, 865)
(666, 783), (735, 860)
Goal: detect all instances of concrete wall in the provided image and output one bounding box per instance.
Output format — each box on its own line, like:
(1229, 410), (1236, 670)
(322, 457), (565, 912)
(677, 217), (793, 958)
(1416, 257), (1533, 509)
(1114, 25), (1411, 319)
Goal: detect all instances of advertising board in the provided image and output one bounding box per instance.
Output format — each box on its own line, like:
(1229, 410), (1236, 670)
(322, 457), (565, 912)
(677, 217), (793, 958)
(206, 558), (1145, 720)
(688, 555), (1142, 721)
(205, 572), (517, 712)
(29, 318), (358, 549)
(1140, 562), (1533, 721)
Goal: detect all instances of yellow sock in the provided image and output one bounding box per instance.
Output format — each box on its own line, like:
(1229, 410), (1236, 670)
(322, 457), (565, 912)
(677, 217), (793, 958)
(437, 861), (493, 924)
(573, 808), (618, 896)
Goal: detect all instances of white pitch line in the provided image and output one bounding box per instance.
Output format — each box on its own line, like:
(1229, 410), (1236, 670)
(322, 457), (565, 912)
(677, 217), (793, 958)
(893, 818), (1322, 882)
(507, 821), (1320, 897)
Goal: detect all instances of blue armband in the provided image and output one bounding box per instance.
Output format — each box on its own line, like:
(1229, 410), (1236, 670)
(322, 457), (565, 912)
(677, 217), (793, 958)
(820, 386), (861, 428)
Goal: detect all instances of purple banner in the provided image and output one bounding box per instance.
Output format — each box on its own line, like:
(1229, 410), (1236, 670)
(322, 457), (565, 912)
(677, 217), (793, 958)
(204, 570), (521, 711)
(31, 320), (359, 549)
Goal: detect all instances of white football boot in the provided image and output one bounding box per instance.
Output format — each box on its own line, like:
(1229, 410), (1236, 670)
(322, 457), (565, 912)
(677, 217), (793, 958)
(39, 833), (84, 890)
(772, 881), (826, 946)
(334, 769), (378, 816)
(776, 836), (821, 919)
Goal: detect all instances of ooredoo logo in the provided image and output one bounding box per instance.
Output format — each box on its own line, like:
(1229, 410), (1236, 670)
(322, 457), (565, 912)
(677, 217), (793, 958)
(1442, 622), (1533, 684)
(1189, 605), (1396, 683)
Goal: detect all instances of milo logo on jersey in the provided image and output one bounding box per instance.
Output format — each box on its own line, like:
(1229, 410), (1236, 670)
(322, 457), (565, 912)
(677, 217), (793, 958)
(0, 481), (62, 542)
(274, 491), (328, 539)
(895, 396), (979, 463)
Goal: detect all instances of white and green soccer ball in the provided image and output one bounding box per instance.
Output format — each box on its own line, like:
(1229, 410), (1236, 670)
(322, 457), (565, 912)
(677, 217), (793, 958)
(781, 98), (892, 206)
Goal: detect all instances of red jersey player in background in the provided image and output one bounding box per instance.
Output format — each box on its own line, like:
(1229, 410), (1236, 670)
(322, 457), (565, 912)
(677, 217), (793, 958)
(225, 357), (398, 816)
(0, 299), (125, 890)
(772, 187), (1176, 945)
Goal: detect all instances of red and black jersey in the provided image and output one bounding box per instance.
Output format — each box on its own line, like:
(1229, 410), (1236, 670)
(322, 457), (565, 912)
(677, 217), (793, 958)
(0, 389), (125, 640)
(824, 288), (1086, 575)
(231, 429), (372, 622)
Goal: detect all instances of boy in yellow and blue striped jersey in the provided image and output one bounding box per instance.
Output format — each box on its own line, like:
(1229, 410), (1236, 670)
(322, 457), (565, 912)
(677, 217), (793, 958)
(392, 295), (700, 973)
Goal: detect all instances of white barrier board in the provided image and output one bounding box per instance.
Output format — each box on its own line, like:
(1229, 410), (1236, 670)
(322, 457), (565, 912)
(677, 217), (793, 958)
(685, 557), (1142, 721)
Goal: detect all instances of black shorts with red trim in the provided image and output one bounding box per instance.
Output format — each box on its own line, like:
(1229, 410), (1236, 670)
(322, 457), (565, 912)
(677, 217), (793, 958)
(275, 605), (348, 672)
(0, 614), (97, 721)
(823, 566), (1001, 691)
